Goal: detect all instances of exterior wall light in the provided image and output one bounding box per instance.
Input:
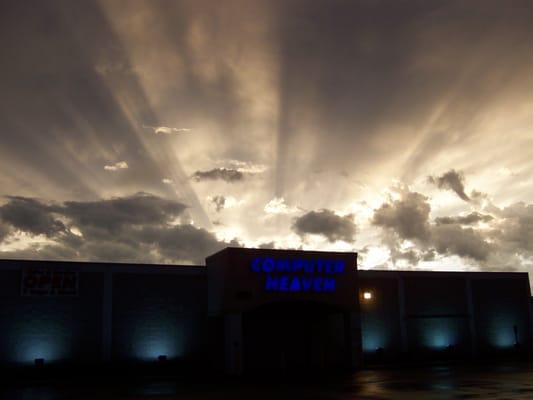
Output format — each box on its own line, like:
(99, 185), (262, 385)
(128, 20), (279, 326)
(363, 291), (373, 301)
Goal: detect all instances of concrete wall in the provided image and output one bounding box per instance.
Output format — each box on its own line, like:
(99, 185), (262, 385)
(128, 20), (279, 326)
(0, 265), (104, 365)
(112, 271), (206, 362)
(0, 258), (531, 369)
(0, 260), (206, 367)
(404, 275), (471, 357)
(359, 270), (532, 364)
(472, 277), (531, 351)
(358, 274), (401, 360)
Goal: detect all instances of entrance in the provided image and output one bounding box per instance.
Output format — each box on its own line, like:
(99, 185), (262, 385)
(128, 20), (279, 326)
(243, 301), (348, 373)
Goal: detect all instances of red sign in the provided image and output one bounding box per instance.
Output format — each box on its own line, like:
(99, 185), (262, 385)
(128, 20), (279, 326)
(21, 268), (78, 296)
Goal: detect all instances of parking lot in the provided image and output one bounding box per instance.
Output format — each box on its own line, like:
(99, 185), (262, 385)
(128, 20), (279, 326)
(4, 363), (533, 399)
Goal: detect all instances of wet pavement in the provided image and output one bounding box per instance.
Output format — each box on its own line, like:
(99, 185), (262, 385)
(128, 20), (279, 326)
(4, 363), (533, 399)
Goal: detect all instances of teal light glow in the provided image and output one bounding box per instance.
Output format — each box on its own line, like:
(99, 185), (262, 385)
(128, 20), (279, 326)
(9, 325), (73, 365)
(131, 318), (184, 361)
(15, 337), (68, 364)
(420, 318), (459, 350)
(486, 313), (517, 348)
(361, 318), (389, 352)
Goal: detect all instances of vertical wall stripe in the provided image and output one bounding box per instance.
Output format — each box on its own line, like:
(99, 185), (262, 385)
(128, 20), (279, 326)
(466, 278), (477, 356)
(102, 267), (113, 362)
(398, 276), (408, 353)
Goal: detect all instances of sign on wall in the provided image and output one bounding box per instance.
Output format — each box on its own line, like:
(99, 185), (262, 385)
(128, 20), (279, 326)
(21, 268), (79, 296)
(250, 256), (346, 293)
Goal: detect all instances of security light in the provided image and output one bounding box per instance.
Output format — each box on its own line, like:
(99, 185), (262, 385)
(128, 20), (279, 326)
(363, 291), (373, 300)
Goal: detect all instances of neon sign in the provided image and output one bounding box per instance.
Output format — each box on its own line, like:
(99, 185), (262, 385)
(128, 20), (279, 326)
(250, 257), (346, 293)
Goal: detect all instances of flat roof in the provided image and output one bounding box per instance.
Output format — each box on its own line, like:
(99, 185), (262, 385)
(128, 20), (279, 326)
(359, 269), (529, 279)
(0, 259), (206, 275)
(1, 258), (528, 279)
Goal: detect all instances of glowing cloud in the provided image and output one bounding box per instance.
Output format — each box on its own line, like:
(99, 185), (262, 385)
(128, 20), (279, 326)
(143, 125), (192, 135)
(104, 161), (129, 171)
(264, 197), (299, 215)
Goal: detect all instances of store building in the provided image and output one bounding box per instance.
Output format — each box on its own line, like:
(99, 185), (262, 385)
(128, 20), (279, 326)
(0, 247), (531, 374)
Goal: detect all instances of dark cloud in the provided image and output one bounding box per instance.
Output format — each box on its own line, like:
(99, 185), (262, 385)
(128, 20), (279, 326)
(496, 202), (533, 254)
(135, 224), (238, 265)
(397, 249), (420, 266)
(0, 221), (11, 242)
(192, 168), (244, 183)
(372, 192), (431, 242)
(0, 242), (81, 262)
(0, 193), (232, 265)
(0, 196), (66, 237)
(379, 229), (423, 267)
(422, 249), (436, 261)
(432, 224), (490, 261)
(59, 192), (187, 233)
(372, 189), (492, 262)
(428, 170), (470, 201)
(80, 240), (155, 263)
(258, 241), (276, 250)
(210, 195), (226, 212)
(435, 212), (493, 225)
(292, 209), (356, 243)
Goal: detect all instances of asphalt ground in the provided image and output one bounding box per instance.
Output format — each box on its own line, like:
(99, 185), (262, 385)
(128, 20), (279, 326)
(3, 363), (533, 399)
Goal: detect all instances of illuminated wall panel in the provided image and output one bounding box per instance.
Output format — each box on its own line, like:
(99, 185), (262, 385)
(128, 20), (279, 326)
(0, 268), (104, 365)
(359, 276), (401, 356)
(406, 316), (470, 353)
(472, 277), (531, 351)
(112, 273), (206, 362)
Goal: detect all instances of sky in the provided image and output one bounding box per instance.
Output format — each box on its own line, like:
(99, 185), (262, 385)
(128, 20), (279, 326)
(0, 0), (533, 276)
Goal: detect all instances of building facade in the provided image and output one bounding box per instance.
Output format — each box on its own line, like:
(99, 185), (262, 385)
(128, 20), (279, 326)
(0, 247), (531, 373)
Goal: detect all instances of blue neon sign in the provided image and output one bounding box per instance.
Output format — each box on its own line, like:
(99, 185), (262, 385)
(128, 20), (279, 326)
(250, 257), (345, 293)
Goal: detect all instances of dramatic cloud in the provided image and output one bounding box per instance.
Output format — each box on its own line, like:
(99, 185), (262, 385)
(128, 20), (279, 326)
(372, 189), (492, 262)
(435, 212), (493, 226)
(1, 1), (533, 272)
(428, 170), (470, 202)
(292, 209), (356, 243)
(104, 161), (129, 171)
(372, 192), (431, 242)
(0, 193), (233, 264)
(0, 196), (66, 237)
(192, 168), (244, 183)
(432, 224), (491, 261)
(143, 125), (192, 135)
(135, 224), (236, 264)
(58, 193), (187, 233)
(381, 229), (424, 267)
